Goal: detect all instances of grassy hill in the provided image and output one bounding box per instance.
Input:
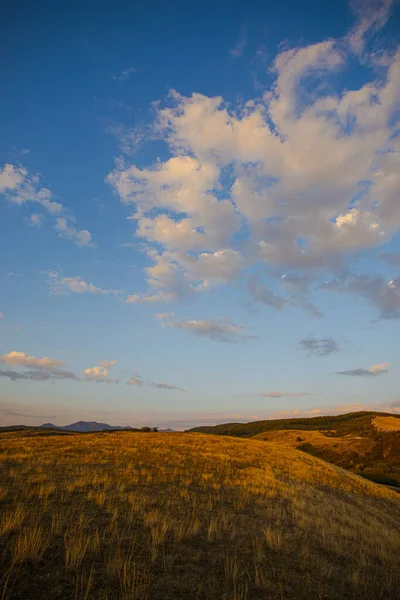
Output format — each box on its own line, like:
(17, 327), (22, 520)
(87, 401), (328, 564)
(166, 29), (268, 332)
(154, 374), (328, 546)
(189, 411), (400, 488)
(1, 431), (400, 599)
(188, 411), (399, 437)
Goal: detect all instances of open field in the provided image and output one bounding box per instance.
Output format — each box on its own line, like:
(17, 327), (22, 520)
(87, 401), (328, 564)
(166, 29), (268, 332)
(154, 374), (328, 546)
(1, 430), (400, 600)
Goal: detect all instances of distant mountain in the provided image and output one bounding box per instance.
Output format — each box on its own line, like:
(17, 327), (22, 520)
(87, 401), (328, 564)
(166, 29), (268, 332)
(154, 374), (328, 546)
(40, 421), (134, 432)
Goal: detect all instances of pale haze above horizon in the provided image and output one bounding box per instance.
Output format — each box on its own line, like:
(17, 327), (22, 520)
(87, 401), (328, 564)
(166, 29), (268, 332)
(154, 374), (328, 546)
(1, 0), (400, 430)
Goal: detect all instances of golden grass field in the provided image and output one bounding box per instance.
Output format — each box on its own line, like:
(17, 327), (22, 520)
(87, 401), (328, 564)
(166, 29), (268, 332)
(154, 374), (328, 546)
(372, 416), (400, 432)
(1, 430), (400, 600)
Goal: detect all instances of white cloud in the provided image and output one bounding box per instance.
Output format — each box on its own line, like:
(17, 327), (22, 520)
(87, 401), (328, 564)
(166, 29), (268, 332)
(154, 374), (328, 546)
(0, 163), (94, 246)
(0, 350), (77, 381)
(0, 350), (64, 371)
(0, 163), (62, 214)
(158, 314), (256, 343)
(0, 312), (5, 319)
(84, 360), (118, 383)
(55, 218), (93, 247)
(106, 11), (400, 311)
(47, 272), (121, 296)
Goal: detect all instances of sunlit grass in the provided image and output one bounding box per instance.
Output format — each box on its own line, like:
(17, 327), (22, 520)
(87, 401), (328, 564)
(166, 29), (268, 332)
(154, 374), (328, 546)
(0, 431), (399, 599)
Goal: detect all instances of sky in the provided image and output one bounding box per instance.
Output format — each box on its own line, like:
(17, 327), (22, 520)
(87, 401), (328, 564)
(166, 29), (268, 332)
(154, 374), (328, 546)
(1, 0), (400, 429)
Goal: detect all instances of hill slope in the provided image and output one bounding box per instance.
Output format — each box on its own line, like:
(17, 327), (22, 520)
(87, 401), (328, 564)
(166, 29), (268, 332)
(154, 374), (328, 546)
(1, 431), (399, 599)
(188, 411), (399, 437)
(189, 411), (400, 487)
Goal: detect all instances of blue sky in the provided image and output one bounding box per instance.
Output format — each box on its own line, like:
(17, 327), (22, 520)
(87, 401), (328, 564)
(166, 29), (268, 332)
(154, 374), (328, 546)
(1, 0), (400, 428)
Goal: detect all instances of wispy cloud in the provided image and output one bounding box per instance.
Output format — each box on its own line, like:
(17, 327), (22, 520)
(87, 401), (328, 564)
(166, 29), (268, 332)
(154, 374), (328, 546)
(126, 377), (144, 387)
(55, 218), (94, 248)
(0, 163), (93, 246)
(320, 274), (400, 319)
(299, 336), (340, 356)
(47, 272), (121, 296)
(256, 391), (312, 398)
(336, 362), (390, 376)
(150, 381), (185, 391)
(112, 67), (136, 82)
(27, 213), (43, 228)
(230, 24), (247, 58)
(380, 252), (400, 265)
(157, 314), (256, 343)
(347, 0), (395, 55)
(248, 276), (322, 317)
(0, 369), (77, 382)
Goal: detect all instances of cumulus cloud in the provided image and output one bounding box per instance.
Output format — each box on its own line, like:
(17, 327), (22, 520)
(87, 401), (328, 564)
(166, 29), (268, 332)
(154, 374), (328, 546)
(158, 314), (256, 343)
(321, 274), (400, 318)
(299, 336), (340, 356)
(84, 360), (118, 383)
(105, 9), (400, 312)
(336, 362), (390, 376)
(0, 351), (77, 381)
(0, 350), (64, 371)
(48, 272), (121, 296)
(0, 163), (93, 246)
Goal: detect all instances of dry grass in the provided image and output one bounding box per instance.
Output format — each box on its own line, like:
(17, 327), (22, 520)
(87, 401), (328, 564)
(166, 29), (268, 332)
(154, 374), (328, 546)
(0, 431), (399, 599)
(372, 416), (400, 432)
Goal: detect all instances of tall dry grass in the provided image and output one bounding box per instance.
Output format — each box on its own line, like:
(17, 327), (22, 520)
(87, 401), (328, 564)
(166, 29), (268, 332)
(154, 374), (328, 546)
(0, 431), (399, 599)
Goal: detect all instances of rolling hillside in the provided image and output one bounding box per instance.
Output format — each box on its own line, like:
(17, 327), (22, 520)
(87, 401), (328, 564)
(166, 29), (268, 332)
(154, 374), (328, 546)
(188, 411), (399, 437)
(189, 411), (400, 487)
(1, 431), (400, 599)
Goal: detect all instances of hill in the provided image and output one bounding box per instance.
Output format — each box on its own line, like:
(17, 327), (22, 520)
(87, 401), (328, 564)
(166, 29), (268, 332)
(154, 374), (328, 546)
(1, 431), (400, 599)
(188, 411), (399, 437)
(189, 411), (400, 487)
(40, 421), (136, 432)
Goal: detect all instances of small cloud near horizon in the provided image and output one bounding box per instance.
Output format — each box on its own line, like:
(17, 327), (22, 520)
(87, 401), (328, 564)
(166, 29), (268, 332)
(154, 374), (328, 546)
(336, 362), (390, 376)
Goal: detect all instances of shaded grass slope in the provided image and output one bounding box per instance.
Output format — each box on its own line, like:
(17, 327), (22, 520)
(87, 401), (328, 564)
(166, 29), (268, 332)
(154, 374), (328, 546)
(1, 431), (400, 600)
